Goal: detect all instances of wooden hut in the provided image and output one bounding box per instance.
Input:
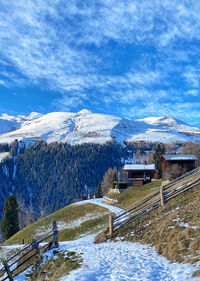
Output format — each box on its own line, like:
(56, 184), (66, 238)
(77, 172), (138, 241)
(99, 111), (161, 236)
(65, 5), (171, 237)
(123, 164), (157, 186)
(160, 154), (197, 180)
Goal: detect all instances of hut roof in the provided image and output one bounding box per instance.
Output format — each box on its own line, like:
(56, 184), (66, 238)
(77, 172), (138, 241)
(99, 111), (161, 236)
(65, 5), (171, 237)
(123, 164), (155, 171)
(161, 154), (197, 161)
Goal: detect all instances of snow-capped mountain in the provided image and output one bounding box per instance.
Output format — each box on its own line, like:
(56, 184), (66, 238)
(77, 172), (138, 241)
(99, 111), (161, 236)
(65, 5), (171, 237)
(0, 109), (200, 145)
(0, 112), (42, 134)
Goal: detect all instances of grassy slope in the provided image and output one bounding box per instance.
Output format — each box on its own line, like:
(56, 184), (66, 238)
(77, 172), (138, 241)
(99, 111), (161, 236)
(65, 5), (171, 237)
(113, 183), (200, 266)
(4, 203), (109, 245)
(3, 173), (200, 277)
(106, 169), (200, 210)
(105, 180), (162, 209)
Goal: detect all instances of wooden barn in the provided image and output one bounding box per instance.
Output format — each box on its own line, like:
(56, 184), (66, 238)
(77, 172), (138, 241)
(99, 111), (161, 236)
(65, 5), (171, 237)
(123, 164), (157, 186)
(160, 154), (197, 180)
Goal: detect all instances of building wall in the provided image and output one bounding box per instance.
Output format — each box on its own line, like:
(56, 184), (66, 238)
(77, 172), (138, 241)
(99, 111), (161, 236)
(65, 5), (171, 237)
(127, 170), (152, 179)
(133, 180), (144, 186)
(161, 158), (196, 180)
(126, 170), (155, 186)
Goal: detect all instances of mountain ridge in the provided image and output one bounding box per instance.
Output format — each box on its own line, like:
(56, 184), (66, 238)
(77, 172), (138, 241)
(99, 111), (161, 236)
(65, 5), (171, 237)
(0, 110), (200, 144)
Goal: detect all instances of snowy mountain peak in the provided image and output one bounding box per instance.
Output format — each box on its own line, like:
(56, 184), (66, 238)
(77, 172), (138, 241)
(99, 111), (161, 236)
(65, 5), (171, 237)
(0, 111), (200, 145)
(136, 116), (189, 128)
(78, 109), (92, 115)
(24, 112), (43, 119)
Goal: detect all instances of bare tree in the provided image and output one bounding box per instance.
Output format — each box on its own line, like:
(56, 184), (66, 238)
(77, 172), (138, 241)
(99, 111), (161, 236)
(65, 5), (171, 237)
(163, 164), (186, 181)
(181, 142), (200, 166)
(16, 195), (39, 229)
(101, 167), (117, 195)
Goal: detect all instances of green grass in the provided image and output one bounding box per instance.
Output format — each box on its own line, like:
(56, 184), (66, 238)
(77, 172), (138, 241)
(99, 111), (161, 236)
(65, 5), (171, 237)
(106, 180), (162, 209)
(106, 170), (200, 212)
(58, 215), (108, 241)
(4, 203), (109, 245)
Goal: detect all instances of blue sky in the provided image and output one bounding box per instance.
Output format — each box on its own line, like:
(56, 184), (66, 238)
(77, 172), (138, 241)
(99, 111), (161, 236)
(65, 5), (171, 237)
(0, 0), (200, 125)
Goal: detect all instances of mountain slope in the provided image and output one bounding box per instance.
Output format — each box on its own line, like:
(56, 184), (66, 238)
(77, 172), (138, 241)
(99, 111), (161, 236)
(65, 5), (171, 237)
(0, 142), (126, 221)
(0, 110), (200, 144)
(0, 112), (43, 135)
(113, 181), (200, 266)
(1, 190), (200, 280)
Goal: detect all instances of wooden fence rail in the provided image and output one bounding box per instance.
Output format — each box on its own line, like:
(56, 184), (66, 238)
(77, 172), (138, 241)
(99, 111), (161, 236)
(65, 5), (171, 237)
(0, 221), (59, 281)
(109, 167), (200, 235)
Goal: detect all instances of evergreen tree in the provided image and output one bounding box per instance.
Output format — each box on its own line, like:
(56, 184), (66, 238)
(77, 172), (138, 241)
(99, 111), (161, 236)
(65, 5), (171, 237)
(154, 144), (165, 178)
(111, 171), (118, 189)
(0, 141), (128, 222)
(97, 183), (102, 198)
(0, 195), (19, 239)
(95, 183), (103, 198)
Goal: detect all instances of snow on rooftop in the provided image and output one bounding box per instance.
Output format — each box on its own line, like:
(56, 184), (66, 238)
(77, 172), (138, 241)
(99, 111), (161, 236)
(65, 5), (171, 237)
(162, 154), (197, 161)
(123, 164), (156, 171)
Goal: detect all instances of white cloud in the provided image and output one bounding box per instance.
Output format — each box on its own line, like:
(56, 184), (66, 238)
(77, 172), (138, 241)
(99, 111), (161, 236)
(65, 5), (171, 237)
(0, 0), (200, 121)
(184, 89), (199, 96)
(183, 66), (200, 88)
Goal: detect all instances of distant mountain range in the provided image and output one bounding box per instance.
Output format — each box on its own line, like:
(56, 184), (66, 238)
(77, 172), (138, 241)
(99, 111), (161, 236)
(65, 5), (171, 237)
(0, 109), (200, 144)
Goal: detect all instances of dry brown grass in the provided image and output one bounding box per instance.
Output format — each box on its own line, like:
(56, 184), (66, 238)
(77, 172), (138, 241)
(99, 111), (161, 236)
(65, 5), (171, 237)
(192, 270), (200, 278)
(94, 230), (108, 244)
(25, 251), (82, 281)
(113, 183), (200, 266)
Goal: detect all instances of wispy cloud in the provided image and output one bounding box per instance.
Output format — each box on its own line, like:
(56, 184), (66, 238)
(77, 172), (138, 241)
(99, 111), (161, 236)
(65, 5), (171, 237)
(183, 66), (200, 88)
(0, 0), (200, 124)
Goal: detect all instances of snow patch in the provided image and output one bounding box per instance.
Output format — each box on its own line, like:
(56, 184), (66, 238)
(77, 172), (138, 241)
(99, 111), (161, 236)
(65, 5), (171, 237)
(179, 222), (199, 229)
(34, 212), (107, 236)
(72, 198), (124, 215)
(0, 152), (9, 162)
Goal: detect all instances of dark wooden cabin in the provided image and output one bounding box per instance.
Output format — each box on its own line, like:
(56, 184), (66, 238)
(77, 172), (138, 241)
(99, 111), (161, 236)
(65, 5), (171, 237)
(160, 154), (197, 180)
(123, 164), (157, 186)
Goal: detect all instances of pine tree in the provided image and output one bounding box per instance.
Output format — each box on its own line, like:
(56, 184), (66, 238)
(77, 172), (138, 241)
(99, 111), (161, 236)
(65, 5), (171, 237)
(0, 195), (19, 239)
(96, 183), (103, 198)
(111, 171), (118, 189)
(93, 183), (103, 198)
(154, 144), (165, 178)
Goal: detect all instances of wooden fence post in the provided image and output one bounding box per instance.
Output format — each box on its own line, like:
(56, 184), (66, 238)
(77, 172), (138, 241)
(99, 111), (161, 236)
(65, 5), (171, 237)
(3, 259), (13, 281)
(109, 213), (114, 237)
(32, 238), (40, 256)
(51, 221), (59, 248)
(160, 184), (165, 207)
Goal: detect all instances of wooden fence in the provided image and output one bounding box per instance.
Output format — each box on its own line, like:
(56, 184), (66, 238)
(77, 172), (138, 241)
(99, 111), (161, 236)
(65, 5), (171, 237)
(0, 221), (58, 281)
(109, 167), (200, 235)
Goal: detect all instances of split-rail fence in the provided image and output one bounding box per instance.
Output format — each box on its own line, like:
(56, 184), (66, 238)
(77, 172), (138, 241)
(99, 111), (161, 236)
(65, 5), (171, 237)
(0, 221), (58, 281)
(109, 167), (200, 235)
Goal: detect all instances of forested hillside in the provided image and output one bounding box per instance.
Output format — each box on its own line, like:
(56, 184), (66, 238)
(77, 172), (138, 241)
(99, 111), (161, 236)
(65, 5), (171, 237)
(0, 141), (128, 225)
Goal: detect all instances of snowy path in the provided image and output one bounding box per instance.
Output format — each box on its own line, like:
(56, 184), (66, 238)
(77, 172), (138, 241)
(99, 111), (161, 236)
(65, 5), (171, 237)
(73, 198), (124, 214)
(56, 235), (199, 281)
(12, 234), (200, 281)
(8, 200), (200, 281)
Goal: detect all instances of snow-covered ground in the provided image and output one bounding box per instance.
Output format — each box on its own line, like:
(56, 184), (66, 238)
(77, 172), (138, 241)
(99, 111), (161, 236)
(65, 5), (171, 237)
(73, 198), (124, 214)
(0, 110), (200, 144)
(0, 152), (9, 162)
(12, 234), (200, 281)
(2, 200), (200, 281)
